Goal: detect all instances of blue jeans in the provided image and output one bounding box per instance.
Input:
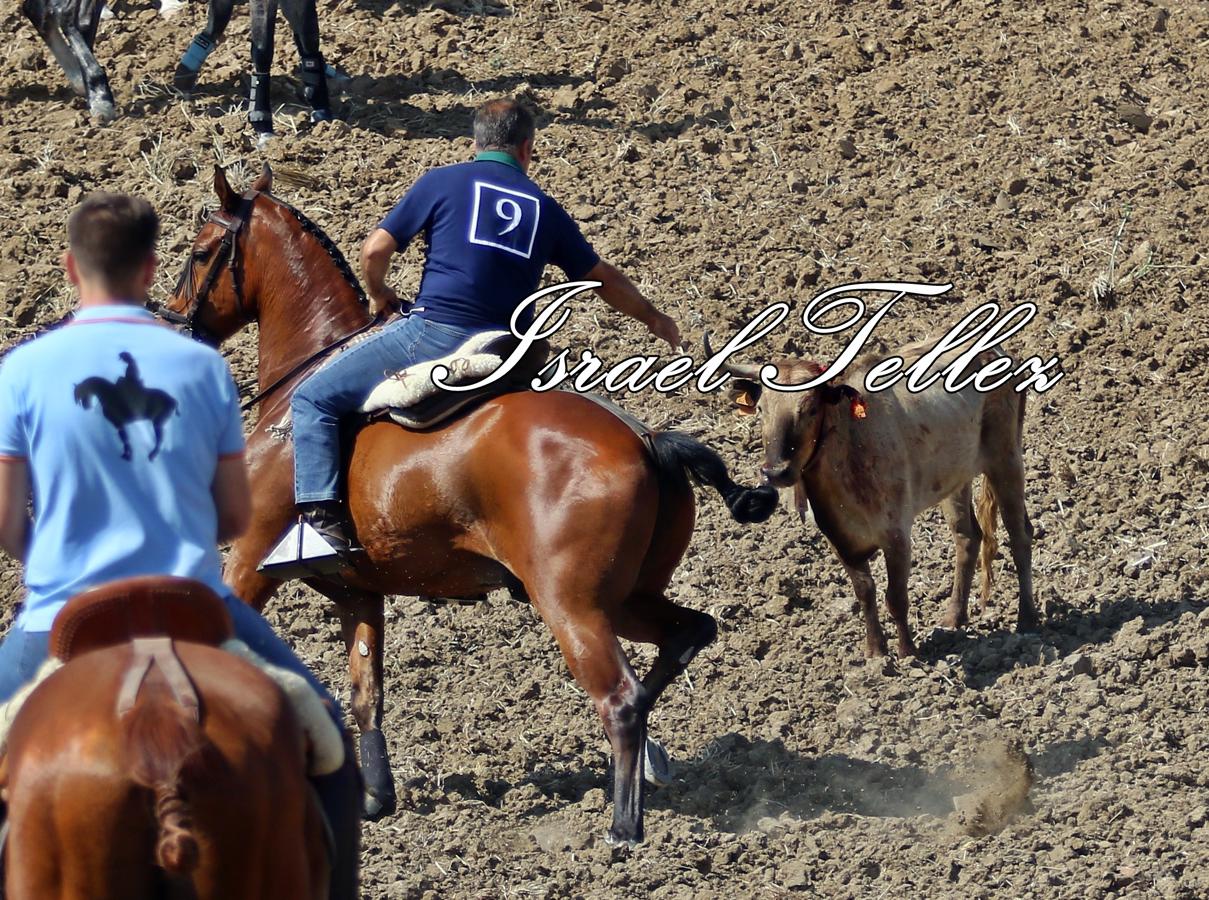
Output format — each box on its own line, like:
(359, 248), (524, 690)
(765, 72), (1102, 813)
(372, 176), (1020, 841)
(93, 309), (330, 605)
(0, 594), (338, 719)
(292, 315), (479, 503)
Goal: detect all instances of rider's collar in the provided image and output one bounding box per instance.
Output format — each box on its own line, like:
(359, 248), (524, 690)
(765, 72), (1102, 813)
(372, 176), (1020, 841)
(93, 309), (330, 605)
(73, 303), (157, 322)
(474, 151), (523, 172)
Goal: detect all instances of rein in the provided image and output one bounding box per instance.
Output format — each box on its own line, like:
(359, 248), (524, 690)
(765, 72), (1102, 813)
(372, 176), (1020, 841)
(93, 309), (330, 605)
(236, 313), (384, 413)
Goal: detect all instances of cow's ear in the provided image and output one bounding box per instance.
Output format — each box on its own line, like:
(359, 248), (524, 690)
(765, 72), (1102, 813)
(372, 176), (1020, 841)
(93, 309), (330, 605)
(730, 378), (761, 416)
(823, 383), (868, 419)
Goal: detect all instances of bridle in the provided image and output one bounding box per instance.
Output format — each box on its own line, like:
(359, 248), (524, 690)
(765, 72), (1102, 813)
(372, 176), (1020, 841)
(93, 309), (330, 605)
(148, 188), (384, 412)
(149, 188), (259, 344)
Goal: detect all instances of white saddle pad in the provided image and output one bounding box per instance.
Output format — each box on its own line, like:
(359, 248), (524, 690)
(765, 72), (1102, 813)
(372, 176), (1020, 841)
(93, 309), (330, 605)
(360, 329), (513, 429)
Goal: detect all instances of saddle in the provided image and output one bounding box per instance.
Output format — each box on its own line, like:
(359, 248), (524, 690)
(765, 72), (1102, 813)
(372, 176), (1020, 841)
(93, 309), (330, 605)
(360, 331), (551, 430)
(47, 576), (233, 722)
(49, 575), (232, 662)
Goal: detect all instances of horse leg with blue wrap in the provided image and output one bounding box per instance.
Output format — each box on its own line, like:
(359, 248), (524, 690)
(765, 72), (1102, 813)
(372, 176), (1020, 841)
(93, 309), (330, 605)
(173, 0), (236, 91)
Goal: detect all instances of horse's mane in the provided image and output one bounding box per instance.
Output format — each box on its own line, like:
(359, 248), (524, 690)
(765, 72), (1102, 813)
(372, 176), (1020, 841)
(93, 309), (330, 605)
(270, 196), (369, 309)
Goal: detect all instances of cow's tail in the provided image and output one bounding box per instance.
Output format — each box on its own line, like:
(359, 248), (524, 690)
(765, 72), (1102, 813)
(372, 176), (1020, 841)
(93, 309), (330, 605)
(122, 690), (205, 875)
(975, 391), (1026, 606)
(975, 479), (999, 608)
(648, 431), (778, 523)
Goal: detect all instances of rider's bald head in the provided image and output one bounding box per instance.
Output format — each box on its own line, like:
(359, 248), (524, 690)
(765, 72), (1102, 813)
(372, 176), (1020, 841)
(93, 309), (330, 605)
(67, 193), (159, 293)
(473, 98), (536, 156)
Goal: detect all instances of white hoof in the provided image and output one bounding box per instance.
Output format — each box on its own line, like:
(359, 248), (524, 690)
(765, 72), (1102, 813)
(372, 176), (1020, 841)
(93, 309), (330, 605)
(90, 99), (117, 123)
(158, 0), (187, 18)
(643, 737), (672, 787)
(255, 131), (276, 150)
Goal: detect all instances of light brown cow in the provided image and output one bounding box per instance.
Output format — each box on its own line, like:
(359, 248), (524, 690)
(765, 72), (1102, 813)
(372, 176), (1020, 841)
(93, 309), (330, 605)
(710, 337), (1039, 658)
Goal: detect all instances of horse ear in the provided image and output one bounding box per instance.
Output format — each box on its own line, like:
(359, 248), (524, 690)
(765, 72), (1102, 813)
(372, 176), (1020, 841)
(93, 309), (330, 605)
(251, 162), (273, 194)
(214, 166), (237, 211)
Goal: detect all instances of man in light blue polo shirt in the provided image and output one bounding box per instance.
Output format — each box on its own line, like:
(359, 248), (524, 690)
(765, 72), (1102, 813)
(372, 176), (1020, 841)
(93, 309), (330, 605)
(0, 193), (360, 900)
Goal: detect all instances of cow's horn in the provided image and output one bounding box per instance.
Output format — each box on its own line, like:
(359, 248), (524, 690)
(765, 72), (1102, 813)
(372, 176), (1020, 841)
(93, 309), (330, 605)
(703, 332), (762, 381)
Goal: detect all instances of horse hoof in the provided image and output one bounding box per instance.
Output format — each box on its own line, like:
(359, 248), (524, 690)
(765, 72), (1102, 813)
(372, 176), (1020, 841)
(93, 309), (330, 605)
(643, 737), (673, 788)
(89, 99), (117, 123)
(310, 108), (333, 124)
(172, 67), (199, 93)
(358, 730), (397, 820)
(255, 130), (276, 150)
(363, 788), (396, 821)
(604, 828), (641, 849)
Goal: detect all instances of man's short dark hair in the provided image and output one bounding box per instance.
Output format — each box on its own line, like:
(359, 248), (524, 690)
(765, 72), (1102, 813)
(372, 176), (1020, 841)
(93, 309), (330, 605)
(473, 98), (536, 153)
(67, 192), (159, 285)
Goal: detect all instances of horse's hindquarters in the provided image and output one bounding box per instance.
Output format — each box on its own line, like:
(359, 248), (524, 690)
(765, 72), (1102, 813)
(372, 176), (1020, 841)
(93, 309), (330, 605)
(2, 645), (321, 900)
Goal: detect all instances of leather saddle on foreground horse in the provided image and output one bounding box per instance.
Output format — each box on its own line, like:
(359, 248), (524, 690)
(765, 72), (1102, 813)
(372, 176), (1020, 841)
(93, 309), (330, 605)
(0, 576), (336, 899)
(158, 164), (777, 845)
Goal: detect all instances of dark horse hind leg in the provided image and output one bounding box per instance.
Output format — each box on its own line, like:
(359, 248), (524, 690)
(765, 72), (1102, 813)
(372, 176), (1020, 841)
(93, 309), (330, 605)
(57, 5), (115, 120)
(248, 0), (280, 136)
(23, 0), (113, 116)
(281, 0), (331, 121)
(24, 3), (86, 97)
(174, 0), (237, 91)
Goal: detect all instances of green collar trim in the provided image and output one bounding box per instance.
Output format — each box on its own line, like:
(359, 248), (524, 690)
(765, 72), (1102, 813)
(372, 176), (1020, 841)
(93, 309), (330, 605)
(474, 151), (523, 171)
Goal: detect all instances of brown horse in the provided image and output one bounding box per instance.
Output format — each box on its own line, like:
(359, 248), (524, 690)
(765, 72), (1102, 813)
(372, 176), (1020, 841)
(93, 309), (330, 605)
(161, 164), (776, 844)
(1, 588), (327, 898)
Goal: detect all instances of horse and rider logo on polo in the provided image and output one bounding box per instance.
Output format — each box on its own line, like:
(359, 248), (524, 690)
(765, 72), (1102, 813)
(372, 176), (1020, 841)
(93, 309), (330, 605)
(74, 352), (179, 461)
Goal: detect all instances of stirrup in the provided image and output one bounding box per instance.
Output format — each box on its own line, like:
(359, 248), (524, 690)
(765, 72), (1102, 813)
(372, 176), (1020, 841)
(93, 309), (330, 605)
(258, 516), (357, 580)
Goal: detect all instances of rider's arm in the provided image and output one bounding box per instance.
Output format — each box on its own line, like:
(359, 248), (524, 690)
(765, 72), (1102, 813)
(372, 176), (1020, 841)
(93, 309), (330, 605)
(587, 260), (682, 350)
(212, 456), (252, 543)
(360, 229), (401, 316)
(364, 172), (440, 317)
(0, 458), (30, 562)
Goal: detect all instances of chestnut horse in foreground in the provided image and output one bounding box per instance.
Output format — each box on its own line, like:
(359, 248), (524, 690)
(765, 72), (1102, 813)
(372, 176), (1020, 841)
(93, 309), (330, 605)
(162, 165), (776, 845)
(0, 578), (327, 898)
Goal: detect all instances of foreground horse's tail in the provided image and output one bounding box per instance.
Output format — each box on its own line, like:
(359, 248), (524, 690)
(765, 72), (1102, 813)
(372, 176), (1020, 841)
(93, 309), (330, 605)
(122, 689), (206, 875)
(648, 431), (778, 523)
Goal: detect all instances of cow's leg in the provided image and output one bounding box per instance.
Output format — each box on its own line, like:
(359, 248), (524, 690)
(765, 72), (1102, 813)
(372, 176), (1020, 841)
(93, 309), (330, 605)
(248, 0), (279, 137)
(174, 0), (236, 90)
(882, 530), (917, 658)
(842, 558), (887, 658)
(329, 587), (395, 819)
(985, 463), (1039, 633)
(940, 484), (980, 629)
(280, 0), (331, 121)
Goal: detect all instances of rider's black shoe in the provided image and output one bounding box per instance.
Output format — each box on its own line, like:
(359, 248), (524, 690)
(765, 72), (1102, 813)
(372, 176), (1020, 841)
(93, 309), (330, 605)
(258, 500), (362, 579)
(299, 500), (361, 558)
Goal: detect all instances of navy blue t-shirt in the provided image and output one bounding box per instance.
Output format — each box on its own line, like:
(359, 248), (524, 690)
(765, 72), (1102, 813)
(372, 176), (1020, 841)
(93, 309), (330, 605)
(378, 154), (600, 330)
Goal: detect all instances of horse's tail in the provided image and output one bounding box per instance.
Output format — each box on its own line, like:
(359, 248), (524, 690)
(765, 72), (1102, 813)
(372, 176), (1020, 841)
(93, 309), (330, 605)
(648, 431), (778, 523)
(122, 687), (206, 875)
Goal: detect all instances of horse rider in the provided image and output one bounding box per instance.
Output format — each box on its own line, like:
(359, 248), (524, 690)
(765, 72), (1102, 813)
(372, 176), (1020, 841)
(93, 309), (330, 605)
(269, 96), (683, 571)
(0, 194), (360, 900)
